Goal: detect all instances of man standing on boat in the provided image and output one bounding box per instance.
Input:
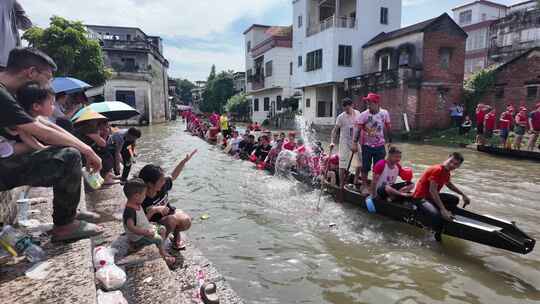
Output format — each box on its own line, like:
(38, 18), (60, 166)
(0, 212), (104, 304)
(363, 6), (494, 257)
(353, 93), (391, 194)
(528, 103), (540, 151)
(412, 152), (471, 241)
(329, 97), (361, 201)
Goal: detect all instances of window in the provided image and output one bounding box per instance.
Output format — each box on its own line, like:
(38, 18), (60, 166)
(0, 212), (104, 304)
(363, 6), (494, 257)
(265, 61), (273, 77)
(253, 98), (259, 111)
(126, 34), (131, 41)
(277, 96), (282, 111)
(398, 49), (410, 66)
(247, 41), (251, 52)
(289, 62), (293, 76)
(502, 33), (514, 46)
(466, 28), (487, 51)
(306, 49), (323, 71)
(439, 48), (452, 70)
(379, 54), (390, 71)
(459, 10), (472, 25)
(521, 28), (540, 42)
(380, 7), (389, 25)
(306, 98), (311, 108)
(338, 45), (352, 67)
(317, 101), (333, 117)
(527, 86), (539, 100)
(264, 97), (270, 111)
(298, 15), (303, 28)
(298, 55), (303, 67)
(116, 90), (136, 108)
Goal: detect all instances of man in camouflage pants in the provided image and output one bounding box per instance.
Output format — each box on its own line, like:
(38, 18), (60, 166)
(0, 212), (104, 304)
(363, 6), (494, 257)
(0, 48), (103, 242)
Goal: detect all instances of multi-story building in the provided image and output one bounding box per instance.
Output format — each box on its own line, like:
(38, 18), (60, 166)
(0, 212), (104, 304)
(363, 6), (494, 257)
(451, 0), (508, 76)
(489, 1), (540, 64)
(232, 71), (246, 94)
(86, 25), (170, 125)
(244, 25), (294, 123)
(345, 13), (467, 131)
(292, 0), (401, 127)
(191, 80), (206, 113)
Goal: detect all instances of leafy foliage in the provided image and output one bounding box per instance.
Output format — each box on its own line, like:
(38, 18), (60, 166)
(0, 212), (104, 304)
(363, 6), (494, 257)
(225, 93), (250, 118)
(200, 66), (235, 113)
(463, 66), (497, 119)
(22, 16), (110, 86)
(174, 78), (195, 104)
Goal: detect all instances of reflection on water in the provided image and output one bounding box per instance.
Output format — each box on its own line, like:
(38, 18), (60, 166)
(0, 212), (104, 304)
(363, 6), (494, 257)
(135, 123), (540, 304)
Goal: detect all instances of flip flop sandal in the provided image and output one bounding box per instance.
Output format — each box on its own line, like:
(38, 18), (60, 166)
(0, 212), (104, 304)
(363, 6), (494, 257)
(169, 235), (187, 251)
(75, 210), (101, 223)
(51, 221), (103, 243)
(200, 282), (220, 304)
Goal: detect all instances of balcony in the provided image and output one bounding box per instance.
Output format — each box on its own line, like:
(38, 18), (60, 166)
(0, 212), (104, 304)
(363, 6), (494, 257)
(307, 15), (356, 37)
(345, 67), (423, 92)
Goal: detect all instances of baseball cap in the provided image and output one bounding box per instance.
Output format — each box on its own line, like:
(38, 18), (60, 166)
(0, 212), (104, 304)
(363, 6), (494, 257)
(363, 93), (381, 104)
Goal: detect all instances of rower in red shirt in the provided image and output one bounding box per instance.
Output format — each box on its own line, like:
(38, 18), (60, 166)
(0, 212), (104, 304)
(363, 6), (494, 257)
(283, 131), (297, 151)
(413, 152), (471, 241)
(499, 108), (513, 148)
(514, 107), (529, 150)
(475, 104), (487, 144)
(483, 107), (496, 141)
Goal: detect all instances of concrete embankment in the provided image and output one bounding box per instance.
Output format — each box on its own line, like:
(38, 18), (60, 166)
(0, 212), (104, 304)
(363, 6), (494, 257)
(0, 183), (244, 304)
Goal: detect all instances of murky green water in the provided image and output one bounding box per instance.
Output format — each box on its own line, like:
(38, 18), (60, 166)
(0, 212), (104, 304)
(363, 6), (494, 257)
(135, 122), (540, 304)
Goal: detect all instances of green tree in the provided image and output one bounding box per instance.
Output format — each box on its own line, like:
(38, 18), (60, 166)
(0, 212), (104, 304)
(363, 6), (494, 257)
(463, 66), (497, 120)
(22, 16), (110, 86)
(225, 93), (250, 119)
(174, 78), (195, 104)
(200, 67), (234, 113)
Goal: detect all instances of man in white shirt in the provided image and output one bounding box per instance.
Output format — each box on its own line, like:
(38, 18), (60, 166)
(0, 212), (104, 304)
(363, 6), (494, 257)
(330, 98), (361, 199)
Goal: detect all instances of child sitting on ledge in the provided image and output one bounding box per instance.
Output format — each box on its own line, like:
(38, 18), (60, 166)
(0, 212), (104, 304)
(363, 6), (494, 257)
(122, 178), (176, 266)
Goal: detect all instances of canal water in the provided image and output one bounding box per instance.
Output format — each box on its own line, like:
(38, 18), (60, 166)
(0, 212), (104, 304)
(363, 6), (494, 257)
(135, 122), (540, 304)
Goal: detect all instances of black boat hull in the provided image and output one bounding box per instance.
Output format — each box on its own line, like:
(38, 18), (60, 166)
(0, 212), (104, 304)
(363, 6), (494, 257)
(477, 145), (540, 161)
(325, 184), (535, 254)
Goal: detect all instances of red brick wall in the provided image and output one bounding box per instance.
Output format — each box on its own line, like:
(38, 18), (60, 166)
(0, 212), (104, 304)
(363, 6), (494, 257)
(480, 51), (540, 112)
(422, 32), (466, 84)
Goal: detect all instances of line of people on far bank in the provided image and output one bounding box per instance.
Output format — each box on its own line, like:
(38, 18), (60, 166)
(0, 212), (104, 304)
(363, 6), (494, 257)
(185, 93), (471, 241)
(475, 102), (540, 150)
(0, 48), (196, 267)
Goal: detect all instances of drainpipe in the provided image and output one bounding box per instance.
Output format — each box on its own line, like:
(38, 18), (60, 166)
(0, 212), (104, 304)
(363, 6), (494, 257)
(147, 83), (153, 125)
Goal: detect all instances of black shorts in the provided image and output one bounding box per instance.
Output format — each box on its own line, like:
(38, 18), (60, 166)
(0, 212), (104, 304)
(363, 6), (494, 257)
(149, 206), (176, 223)
(377, 182), (411, 200)
(476, 124), (484, 135)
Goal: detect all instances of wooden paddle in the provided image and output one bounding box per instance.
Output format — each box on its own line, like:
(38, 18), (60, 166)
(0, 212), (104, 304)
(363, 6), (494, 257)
(316, 146), (333, 211)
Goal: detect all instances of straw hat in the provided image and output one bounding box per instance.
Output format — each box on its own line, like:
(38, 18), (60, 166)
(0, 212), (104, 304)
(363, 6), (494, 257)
(74, 109), (108, 125)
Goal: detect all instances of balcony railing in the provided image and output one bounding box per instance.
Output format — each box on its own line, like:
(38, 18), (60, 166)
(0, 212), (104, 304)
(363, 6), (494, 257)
(307, 15), (356, 37)
(251, 81), (265, 91)
(345, 67), (423, 92)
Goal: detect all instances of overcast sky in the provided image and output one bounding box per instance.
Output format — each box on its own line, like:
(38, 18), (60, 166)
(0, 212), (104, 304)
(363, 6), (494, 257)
(20, 0), (524, 82)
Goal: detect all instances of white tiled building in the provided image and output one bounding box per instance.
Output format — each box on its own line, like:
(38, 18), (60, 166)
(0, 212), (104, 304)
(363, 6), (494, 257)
(244, 25), (295, 124)
(292, 0), (401, 126)
(451, 0), (508, 76)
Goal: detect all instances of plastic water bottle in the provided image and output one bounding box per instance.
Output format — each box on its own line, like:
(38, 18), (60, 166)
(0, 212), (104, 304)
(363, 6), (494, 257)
(83, 169), (104, 190)
(0, 225), (46, 263)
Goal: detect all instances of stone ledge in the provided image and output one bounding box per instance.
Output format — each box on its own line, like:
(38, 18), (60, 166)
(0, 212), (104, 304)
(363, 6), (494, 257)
(0, 187), (97, 304)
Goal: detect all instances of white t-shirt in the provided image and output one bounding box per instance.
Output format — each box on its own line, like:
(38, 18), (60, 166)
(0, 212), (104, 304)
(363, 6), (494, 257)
(373, 159), (400, 189)
(335, 110), (360, 150)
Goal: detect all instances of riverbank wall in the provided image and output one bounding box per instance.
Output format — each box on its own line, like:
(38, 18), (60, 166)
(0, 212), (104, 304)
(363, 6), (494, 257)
(0, 182), (244, 303)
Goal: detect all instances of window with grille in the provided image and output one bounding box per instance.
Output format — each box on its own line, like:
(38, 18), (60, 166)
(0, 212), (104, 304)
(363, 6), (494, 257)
(338, 45), (352, 67)
(459, 10), (472, 25)
(265, 61), (273, 77)
(253, 98), (259, 111)
(264, 98), (270, 111)
(380, 7), (389, 25)
(306, 49), (323, 71)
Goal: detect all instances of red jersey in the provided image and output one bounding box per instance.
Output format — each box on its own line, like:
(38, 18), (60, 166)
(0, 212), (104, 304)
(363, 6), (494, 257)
(413, 164), (451, 200)
(484, 112), (496, 130)
(283, 140), (296, 151)
(476, 109), (486, 125)
(516, 112), (528, 127)
(499, 111), (513, 130)
(530, 111), (540, 131)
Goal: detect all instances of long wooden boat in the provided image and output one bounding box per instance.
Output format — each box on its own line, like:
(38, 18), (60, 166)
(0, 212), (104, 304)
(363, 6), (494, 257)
(189, 129), (536, 255)
(477, 145), (540, 161)
(324, 184), (535, 255)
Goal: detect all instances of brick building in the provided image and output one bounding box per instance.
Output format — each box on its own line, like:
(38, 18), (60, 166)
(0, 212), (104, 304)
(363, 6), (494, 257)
(344, 13), (467, 131)
(86, 25), (170, 125)
(480, 47), (540, 111)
